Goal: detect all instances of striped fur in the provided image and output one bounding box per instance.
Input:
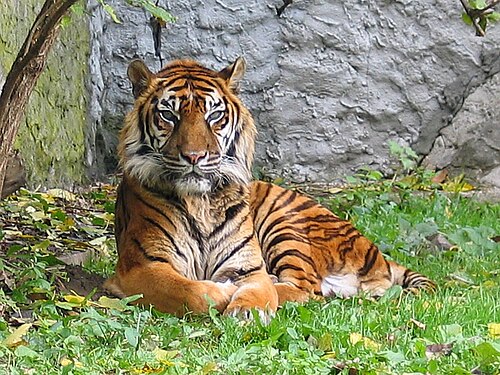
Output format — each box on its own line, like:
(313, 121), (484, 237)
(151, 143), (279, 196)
(251, 181), (435, 305)
(105, 58), (277, 317)
(105, 58), (434, 317)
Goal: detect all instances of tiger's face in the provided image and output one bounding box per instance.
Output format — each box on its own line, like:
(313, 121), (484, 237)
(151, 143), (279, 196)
(119, 58), (256, 195)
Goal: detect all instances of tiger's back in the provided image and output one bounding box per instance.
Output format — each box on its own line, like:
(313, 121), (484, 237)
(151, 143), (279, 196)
(251, 181), (435, 304)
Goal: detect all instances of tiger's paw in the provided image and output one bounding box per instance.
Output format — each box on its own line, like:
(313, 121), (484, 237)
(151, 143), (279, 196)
(223, 305), (275, 325)
(202, 280), (238, 312)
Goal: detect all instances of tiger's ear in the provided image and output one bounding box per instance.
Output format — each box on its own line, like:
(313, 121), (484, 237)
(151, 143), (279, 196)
(127, 59), (153, 98)
(219, 57), (246, 93)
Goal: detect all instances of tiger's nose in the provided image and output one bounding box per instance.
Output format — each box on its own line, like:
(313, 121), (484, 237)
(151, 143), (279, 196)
(180, 151), (207, 165)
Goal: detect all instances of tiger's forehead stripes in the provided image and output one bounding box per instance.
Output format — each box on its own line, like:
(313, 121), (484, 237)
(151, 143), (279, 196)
(157, 61), (229, 96)
(156, 81), (226, 115)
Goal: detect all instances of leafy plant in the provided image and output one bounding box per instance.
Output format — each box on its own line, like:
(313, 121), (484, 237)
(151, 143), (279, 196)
(460, 0), (500, 36)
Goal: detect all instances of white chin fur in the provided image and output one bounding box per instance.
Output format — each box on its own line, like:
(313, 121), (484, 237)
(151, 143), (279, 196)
(174, 177), (212, 195)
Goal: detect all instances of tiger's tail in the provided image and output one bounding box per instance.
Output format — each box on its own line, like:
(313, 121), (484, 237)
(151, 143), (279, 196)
(388, 261), (436, 292)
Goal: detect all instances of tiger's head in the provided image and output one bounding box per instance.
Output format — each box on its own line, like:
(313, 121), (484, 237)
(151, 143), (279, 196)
(119, 58), (256, 196)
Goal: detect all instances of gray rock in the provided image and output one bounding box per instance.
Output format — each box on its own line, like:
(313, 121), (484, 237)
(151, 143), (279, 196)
(86, 0), (500, 184)
(424, 74), (500, 187)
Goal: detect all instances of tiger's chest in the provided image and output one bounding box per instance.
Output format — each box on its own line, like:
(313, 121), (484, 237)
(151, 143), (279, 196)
(134, 188), (253, 281)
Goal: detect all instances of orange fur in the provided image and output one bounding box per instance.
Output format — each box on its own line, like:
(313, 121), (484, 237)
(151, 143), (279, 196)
(105, 58), (278, 317)
(105, 58), (434, 318)
(251, 181), (435, 305)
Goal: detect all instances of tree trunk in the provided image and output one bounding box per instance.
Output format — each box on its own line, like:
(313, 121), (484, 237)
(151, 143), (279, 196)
(0, 0), (78, 197)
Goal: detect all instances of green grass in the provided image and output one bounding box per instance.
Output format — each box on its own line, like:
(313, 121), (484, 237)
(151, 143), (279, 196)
(0, 182), (499, 374)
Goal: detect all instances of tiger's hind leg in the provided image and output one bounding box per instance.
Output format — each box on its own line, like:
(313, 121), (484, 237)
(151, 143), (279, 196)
(388, 260), (437, 293)
(266, 252), (324, 305)
(273, 282), (321, 305)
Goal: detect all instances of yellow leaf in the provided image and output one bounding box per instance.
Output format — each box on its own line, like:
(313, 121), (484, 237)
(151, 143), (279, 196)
(96, 296), (125, 311)
(30, 210), (48, 221)
(321, 351), (336, 360)
(349, 332), (363, 345)
(363, 337), (381, 351)
(328, 187), (344, 194)
(2, 323), (32, 347)
(63, 294), (87, 305)
(202, 362), (218, 374)
(46, 188), (77, 201)
(153, 348), (179, 362)
(349, 332), (380, 351)
(60, 358), (72, 366)
(488, 323), (500, 339)
(483, 280), (496, 288)
(131, 364), (164, 374)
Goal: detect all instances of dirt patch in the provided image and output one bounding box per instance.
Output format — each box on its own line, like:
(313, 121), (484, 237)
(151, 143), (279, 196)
(57, 264), (108, 299)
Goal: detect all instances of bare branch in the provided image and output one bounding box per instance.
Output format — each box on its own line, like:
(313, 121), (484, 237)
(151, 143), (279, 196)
(459, 0), (500, 36)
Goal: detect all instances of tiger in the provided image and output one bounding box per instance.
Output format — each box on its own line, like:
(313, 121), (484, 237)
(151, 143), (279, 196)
(104, 57), (435, 319)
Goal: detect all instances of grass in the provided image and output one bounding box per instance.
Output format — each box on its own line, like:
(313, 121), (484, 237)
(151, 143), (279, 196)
(0, 173), (499, 374)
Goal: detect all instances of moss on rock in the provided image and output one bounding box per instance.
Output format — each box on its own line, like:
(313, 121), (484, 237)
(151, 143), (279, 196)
(0, 1), (89, 188)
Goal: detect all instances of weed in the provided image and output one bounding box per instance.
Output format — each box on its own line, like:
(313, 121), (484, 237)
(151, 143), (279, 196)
(0, 147), (499, 373)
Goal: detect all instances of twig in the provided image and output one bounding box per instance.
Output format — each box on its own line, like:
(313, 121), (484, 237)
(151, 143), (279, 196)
(459, 0), (500, 36)
(276, 0), (293, 17)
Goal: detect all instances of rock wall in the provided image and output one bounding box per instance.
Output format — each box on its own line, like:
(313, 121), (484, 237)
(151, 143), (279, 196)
(424, 74), (500, 186)
(87, 0), (499, 187)
(0, 1), (90, 188)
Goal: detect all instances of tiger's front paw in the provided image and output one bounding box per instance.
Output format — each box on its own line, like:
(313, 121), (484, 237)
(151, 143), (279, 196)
(223, 304), (275, 325)
(200, 280), (238, 312)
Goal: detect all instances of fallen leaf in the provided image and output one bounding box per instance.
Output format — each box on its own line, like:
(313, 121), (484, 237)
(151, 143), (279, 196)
(2, 323), (32, 347)
(59, 357), (83, 368)
(349, 332), (363, 345)
(29, 210), (48, 221)
(409, 318), (426, 330)
(321, 351), (336, 360)
(317, 332), (333, 352)
(57, 249), (95, 266)
(131, 364), (164, 374)
(153, 348), (185, 367)
(63, 294), (87, 305)
(349, 332), (380, 351)
(488, 323), (500, 339)
(201, 361), (218, 374)
(425, 343), (453, 359)
(0, 269), (15, 290)
(431, 169), (448, 184)
(96, 296), (125, 311)
(426, 233), (454, 251)
(46, 188), (77, 201)
(60, 358), (72, 366)
(362, 337), (380, 351)
(328, 187), (344, 194)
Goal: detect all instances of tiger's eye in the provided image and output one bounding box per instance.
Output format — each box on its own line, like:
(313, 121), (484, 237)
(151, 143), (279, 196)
(207, 111), (225, 124)
(159, 110), (178, 124)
